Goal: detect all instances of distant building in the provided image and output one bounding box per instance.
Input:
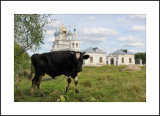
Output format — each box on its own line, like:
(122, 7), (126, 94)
(107, 49), (135, 66)
(50, 22), (135, 67)
(83, 47), (106, 66)
(51, 23), (81, 52)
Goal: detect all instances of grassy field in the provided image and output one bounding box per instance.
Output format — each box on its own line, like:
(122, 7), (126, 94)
(14, 65), (146, 102)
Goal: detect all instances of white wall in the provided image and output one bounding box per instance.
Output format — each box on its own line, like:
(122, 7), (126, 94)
(70, 40), (81, 51)
(118, 54), (135, 65)
(83, 53), (106, 66)
(107, 54), (135, 66)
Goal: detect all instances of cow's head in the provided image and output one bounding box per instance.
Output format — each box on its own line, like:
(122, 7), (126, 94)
(70, 51), (90, 72)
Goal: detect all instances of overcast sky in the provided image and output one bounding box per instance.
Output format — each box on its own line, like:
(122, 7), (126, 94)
(27, 14), (146, 56)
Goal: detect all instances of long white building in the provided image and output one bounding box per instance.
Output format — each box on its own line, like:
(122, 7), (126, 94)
(83, 47), (107, 66)
(107, 49), (135, 66)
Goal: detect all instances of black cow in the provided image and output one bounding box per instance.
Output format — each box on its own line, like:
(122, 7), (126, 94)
(29, 50), (90, 97)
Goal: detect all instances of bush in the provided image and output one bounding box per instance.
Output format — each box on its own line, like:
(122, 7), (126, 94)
(14, 41), (31, 78)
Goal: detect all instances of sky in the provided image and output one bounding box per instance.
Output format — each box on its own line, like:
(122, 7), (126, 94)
(27, 14), (146, 56)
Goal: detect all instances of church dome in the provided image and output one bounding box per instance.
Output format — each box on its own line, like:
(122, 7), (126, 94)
(58, 29), (63, 34)
(68, 31), (72, 35)
(74, 28), (76, 31)
(54, 31), (58, 36)
(61, 24), (67, 34)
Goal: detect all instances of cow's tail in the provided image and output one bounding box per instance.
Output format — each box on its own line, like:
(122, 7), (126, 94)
(28, 59), (34, 80)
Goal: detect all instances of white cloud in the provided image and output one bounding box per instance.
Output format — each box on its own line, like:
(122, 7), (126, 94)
(117, 36), (145, 48)
(44, 30), (55, 36)
(130, 25), (146, 31)
(46, 37), (55, 43)
(81, 27), (120, 36)
(41, 44), (52, 50)
(44, 21), (62, 30)
(88, 16), (96, 21)
(120, 42), (145, 47)
(117, 36), (143, 43)
(82, 37), (107, 44)
(129, 15), (146, 21)
(129, 49), (145, 53)
(117, 18), (125, 23)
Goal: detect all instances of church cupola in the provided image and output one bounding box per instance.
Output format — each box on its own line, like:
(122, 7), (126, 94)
(54, 31), (58, 36)
(72, 24), (77, 39)
(54, 28), (59, 41)
(68, 31), (72, 35)
(58, 29), (63, 34)
(73, 24), (76, 33)
(68, 25), (72, 40)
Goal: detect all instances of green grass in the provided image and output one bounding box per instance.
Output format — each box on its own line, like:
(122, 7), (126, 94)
(14, 65), (146, 102)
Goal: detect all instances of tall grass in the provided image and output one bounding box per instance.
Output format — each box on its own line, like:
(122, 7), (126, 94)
(14, 65), (146, 102)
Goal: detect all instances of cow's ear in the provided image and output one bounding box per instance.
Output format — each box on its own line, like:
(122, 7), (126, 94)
(83, 52), (86, 54)
(83, 55), (90, 59)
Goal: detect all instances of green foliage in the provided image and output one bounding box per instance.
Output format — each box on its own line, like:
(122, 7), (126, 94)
(135, 52), (146, 60)
(14, 14), (53, 57)
(60, 95), (65, 102)
(14, 65), (146, 102)
(14, 41), (30, 78)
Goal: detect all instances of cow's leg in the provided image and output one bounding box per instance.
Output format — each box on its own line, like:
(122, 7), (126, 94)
(36, 76), (44, 97)
(74, 77), (79, 93)
(31, 76), (36, 96)
(65, 76), (72, 93)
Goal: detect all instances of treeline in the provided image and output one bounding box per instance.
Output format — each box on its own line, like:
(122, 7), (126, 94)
(135, 52), (146, 60)
(14, 14), (53, 79)
(14, 41), (31, 78)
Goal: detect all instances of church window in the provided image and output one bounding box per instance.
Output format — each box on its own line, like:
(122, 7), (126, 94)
(72, 43), (74, 48)
(129, 58), (132, 63)
(122, 58), (124, 63)
(99, 57), (103, 63)
(90, 57), (93, 63)
(76, 43), (78, 48)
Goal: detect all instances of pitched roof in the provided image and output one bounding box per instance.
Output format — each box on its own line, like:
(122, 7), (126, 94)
(110, 49), (134, 55)
(83, 47), (106, 54)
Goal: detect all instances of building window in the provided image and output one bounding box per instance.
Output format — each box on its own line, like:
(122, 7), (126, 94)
(122, 58), (124, 63)
(72, 43), (74, 48)
(99, 57), (103, 63)
(90, 57), (93, 63)
(129, 58), (132, 63)
(76, 43), (78, 48)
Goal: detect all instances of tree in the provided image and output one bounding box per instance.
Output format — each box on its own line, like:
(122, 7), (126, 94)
(14, 14), (54, 57)
(135, 52), (146, 60)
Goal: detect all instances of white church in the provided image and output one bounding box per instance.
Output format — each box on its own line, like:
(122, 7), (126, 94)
(51, 24), (80, 52)
(51, 22), (135, 66)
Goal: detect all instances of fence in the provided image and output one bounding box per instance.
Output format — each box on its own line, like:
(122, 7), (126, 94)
(135, 59), (146, 66)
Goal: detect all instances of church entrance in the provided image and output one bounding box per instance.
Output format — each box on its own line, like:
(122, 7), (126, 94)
(110, 58), (114, 65)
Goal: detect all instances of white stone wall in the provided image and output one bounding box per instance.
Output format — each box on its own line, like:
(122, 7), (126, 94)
(107, 54), (135, 66)
(57, 40), (70, 50)
(118, 54), (135, 65)
(68, 35), (72, 40)
(70, 40), (81, 51)
(83, 53), (106, 66)
(107, 56), (117, 66)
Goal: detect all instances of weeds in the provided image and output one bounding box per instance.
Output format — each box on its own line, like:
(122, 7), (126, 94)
(14, 65), (146, 102)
